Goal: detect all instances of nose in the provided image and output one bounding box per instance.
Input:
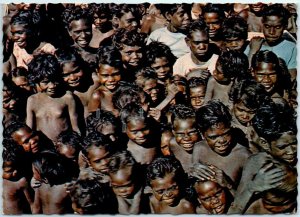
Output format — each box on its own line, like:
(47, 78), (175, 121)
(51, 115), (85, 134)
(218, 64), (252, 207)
(269, 27), (276, 35)
(198, 43), (206, 50)
(209, 23), (215, 30)
(9, 99), (17, 108)
(211, 196), (220, 204)
(69, 73), (76, 80)
(48, 81), (56, 88)
(242, 112), (249, 120)
(262, 75), (271, 82)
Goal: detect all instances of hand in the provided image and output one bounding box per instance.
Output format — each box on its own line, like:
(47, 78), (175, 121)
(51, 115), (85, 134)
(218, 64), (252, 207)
(189, 163), (216, 181)
(167, 83), (180, 97)
(148, 107), (161, 121)
(208, 164), (233, 189)
(249, 37), (264, 54)
(249, 162), (285, 193)
(30, 177), (42, 188)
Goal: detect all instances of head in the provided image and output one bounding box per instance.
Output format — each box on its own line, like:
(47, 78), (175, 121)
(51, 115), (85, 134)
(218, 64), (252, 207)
(185, 19), (209, 60)
(113, 28), (145, 69)
(108, 151), (138, 198)
(249, 3), (266, 14)
(197, 100), (233, 156)
(10, 67), (33, 92)
(188, 77), (207, 110)
(222, 15), (248, 51)
(171, 104), (199, 153)
(146, 156), (186, 206)
(2, 75), (19, 112)
(89, 3), (112, 32)
(229, 79), (270, 126)
(5, 121), (40, 153)
(82, 132), (115, 173)
(157, 4), (191, 34)
(146, 41), (176, 81)
(120, 103), (151, 146)
(203, 4), (225, 40)
(28, 53), (63, 96)
(111, 4), (140, 31)
(98, 46), (123, 91)
(262, 4), (289, 46)
(62, 5), (93, 48)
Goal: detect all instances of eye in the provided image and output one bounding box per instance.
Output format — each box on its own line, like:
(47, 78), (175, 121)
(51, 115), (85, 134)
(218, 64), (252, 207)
(156, 190), (164, 194)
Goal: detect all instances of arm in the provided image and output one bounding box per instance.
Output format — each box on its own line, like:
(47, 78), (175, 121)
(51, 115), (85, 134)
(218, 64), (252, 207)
(66, 92), (81, 136)
(26, 96), (36, 130)
(247, 37), (264, 67)
(22, 179), (34, 211)
(204, 77), (214, 103)
(87, 91), (101, 113)
(155, 83), (179, 111)
(32, 188), (42, 214)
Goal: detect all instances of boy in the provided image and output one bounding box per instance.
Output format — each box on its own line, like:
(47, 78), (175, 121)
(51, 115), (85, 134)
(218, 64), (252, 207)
(188, 77), (207, 111)
(193, 100), (251, 188)
(111, 4), (140, 31)
(147, 4), (191, 58)
(173, 19), (218, 78)
(26, 53), (81, 141)
(169, 104), (200, 172)
(245, 4), (297, 82)
(88, 46), (122, 116)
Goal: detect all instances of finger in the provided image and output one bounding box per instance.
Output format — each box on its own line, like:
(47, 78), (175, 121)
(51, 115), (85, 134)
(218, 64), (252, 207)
(260, 162), (274, 172)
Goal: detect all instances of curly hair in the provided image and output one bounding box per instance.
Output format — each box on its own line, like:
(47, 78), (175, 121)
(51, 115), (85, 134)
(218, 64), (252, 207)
(146, 41), (177, 67)
(62, 5), (93, 30)
(108, 150), (137, 174)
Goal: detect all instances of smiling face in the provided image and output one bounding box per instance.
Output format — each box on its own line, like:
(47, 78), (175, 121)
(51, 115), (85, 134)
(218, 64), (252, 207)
(263, 16), (285, 46)
(12, 75), (32, 92)
(3, 90), (18, 112)
(143, 78), (160, 103)
(150, 173), (180, 207)
(62, 61), (84, 88)
(38, 79), (60, 97)
(203, 123), (232, 156)
(110, 167), (135, 198)
(194, 180), (227, 214)
(68, 19), (92, 48)
(10, 23), (31, 49)
(151, 57), (172, 81)
(119, 11), (139, 31)
(11, 127), (39, 153)
(2, 161), (18, 180)
(173, 118), (199, 153)
(233, 101), (256, 126)
(126, 118), (150, 146)
(204, 12), (222, 39)
(253, 62), (277, 93)
(98, 64), (121, 91)
(120, 45), (143, 68)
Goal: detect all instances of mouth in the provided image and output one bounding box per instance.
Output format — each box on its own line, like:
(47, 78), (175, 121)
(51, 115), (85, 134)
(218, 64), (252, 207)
(106, 83), (117, 90)
(135, 138), (147, 143)
(214, 204), (225, 214)
(181, 143), (194, 151)
(215, 143), (229, 153)
(69, 80), (80, 86)
(16, 41), (26, 48)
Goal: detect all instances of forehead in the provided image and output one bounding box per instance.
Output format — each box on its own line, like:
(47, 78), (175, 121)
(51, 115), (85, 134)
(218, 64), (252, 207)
(190, 86), (206, 94)
(144, 78), (157, 87)
(62, 61), (80, 72)
(99, 64), (119, 74)
(13, 127), (32, 138)
(206, 122), (230, 134)
(11, 23), (27, 31)
(153, 57), (168, 65)
(204, 12), (220, 21)
(264, 15), (284, 25)
(127, 118), (146, 129)
(195, 181), (220, 195)
(235, 101), (254, 111)
(174, 117), (196, 129)
(273, 132), (296, 146)
(255, 62), (276, 72)
(174, 6), (186, 14)
(100, 123), (116, 134)
(190, 30), (208, 41)
(70, 19), (90, 30)
(120, 11), (135, 20)
(110, 167), (132, 182)
(88, 146), (109, 159)
(151, 172), (176, 187)
(122, 45), (141, 52)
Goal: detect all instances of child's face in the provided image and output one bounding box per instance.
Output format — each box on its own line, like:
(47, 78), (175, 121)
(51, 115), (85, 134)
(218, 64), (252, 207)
(203, 123), (232, 156)
(194, 181), (227, 214)
(119, 11), (139, 31)
(263, 16), (285, 45)
(62, 61), (84, 88)
(204, 12), (222, 39)
(270, 131), (297, 166)
(120, 45), (143, 68)
(223, 37), (245, 51)
(168, 6), (190, 33)
(173, 118), (199, 153)
(98, 64), (121, 91)
(150, 173), (180, 206)
(151, 57), (171, 81)
(110, 167), (135, 198)
(98, 123), (118, 142)
(93, 13), (109, 31)
(143, 78), (160, 103)
(2, 161), (18, 180)
(253, 62), (277, 93)
(233, 101), (256, 126)
(213, 62), (228, 82)
(12, 127), (39, 153)
(262, 190), (295, 213)
(126, 118), (150, 146)
(57, 144), (78, 162)
(3, 90), (17, 111)
(12, 76), (32, 92)
(87, 145), (110, 173)
(10, 23), (31, 49)
(189, 86), (206, 110)
(68, 18), (92, 48)
(38, 79), (60, 97)
(188, 30), (209, 59)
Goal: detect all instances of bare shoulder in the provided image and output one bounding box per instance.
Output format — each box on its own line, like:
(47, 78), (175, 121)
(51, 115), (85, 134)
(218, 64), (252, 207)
(91, 88), (104, 99)
(180, 198), (195, 212)
(63, 90), (76, 99)
(233, 143), (251, 158)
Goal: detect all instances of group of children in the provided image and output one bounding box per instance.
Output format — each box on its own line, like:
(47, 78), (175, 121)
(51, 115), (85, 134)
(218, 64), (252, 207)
(2, 2), (297, 215)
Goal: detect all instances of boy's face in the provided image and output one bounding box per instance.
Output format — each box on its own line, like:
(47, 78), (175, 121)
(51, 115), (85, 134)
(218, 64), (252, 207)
(12, 127), (39, 153)
(110, 167), (135, 198)
(168, 6), (190, 33)
(120, 45), (143, 68)
(203, 123), (232, 156)
(213, 61), (228, 82)
(194, 181), (227, 214)
(233, 101), (256, 126)
(151, 57), (171, 81)
(143, 78), (159, 103)
(263, 191), (296, 213)
(57, 144), (78, 163)
(62, 61), (84, 88)
(68, 19), (92, 48)
(2, 161), (18, 180)
(190, 86), (206, 110)
(223, 37), (245, 51)
(187, 30), (209, 59)
(126, 118), (150, 146)
(263, 16), (285, 46)
(253, 62), (277, 93)
(119, 11), (139, 31)
(173, 118), (199, 153)
(98, 64), (121, 91)
(150, 173), (180, 206)
(250, 3), (265, 13)
(3, 90), (17, 111)
(12, 76), (32, 92)
(93, 13), (109, 31)
(10, 23), (31, 49)
(270, 131), (297, 166)
(87, 146), (110, 173)
(204, 12), (222, 39)
(38, 79), (60, 97)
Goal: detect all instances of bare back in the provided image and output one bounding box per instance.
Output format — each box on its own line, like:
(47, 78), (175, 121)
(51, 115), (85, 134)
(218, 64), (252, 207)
(127, 140), (157, 165)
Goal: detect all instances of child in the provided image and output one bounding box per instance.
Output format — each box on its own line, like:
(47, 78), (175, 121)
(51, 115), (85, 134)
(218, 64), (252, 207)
(173, 19), (218, 78)
(108, 150), (150, 214)
(169, 104), (200, 172)
(62, 5), (98, 72)
(111, 4), (140, 31)
(120, 103), (160, 165)
(245, 4), (297, 82)
(31, 151), (78, 214)
(10, 66), (34, 93)
(26, 53), (81, 141)
(205, 50), (249, 107)
(147, 4), (191, 58)
(146, 41), (176, 85)
(88, 45), (122, 116)
(146, 156), (196, 214)
(193, 100), (251, 187)
(188, 77), (207, 111)
(2, 138), (34, 214)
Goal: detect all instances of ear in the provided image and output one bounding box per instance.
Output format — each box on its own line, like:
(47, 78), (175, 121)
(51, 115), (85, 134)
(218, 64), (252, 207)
(258, 137), (270, 152)
(112, 16), (120, 28)
(165, 11), (172, 21)
(67, 28), (72, 37)
(185, 37), (191, 47)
